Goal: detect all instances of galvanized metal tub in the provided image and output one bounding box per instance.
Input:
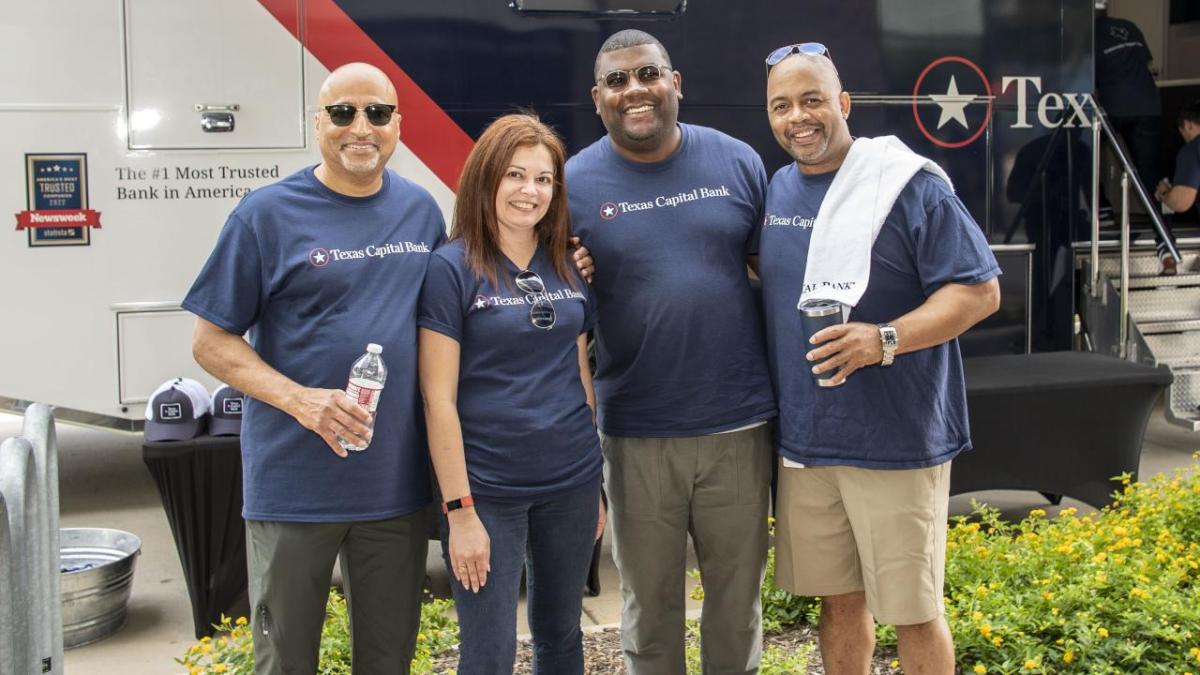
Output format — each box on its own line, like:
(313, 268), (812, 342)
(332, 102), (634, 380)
(59, 527), (141, 648)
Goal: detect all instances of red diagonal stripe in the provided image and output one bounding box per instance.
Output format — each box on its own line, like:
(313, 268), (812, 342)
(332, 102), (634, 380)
(257, 0), (473, 191)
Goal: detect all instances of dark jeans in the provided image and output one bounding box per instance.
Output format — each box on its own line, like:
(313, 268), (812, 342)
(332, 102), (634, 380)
(441, 478), (601, 675)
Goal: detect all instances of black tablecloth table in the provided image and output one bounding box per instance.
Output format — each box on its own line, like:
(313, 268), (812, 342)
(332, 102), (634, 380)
(954, 351), (1172, 509)
(143, 435), (249, 638)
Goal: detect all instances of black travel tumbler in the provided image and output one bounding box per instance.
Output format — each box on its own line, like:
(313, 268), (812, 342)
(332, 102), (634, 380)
(799, 299), (845, 388)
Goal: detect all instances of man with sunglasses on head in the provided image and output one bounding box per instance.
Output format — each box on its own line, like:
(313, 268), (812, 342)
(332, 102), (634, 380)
(758, 45), (1000, 675)
(565, 29), (777, 675)
(184, 62), (444, 674)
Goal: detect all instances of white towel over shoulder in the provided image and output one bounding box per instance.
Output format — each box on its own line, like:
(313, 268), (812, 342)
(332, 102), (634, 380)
(798, 135), (954, 309)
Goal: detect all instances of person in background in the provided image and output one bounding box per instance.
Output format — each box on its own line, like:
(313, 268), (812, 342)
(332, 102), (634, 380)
(1156, 99), (1200, 219)
(418, 112), (605, 675)
(1095, 0), (1177, 274)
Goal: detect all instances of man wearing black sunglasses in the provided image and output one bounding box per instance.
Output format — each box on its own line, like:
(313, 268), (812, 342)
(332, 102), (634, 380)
(185, 62), (445, 674)
(759, 47), (1000, 675)
(566, 29), (777, 675)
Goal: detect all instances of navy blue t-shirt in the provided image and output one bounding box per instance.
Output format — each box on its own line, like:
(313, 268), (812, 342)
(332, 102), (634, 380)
(760, 163), (1000, 469)
(183, 167), (446, 521)
(1173, 136), (1200, 215)
(1095, 16), (1160, 118)
(566, 123), (777, 437)
(418, 240), (603, 498)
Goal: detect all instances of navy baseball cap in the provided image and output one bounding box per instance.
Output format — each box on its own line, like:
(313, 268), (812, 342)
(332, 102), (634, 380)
(209, 384), (245, 436)
(144, 378), (210, 442)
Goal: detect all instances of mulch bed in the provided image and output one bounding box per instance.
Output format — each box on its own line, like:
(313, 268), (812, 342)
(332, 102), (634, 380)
(434, 625), (904, 674)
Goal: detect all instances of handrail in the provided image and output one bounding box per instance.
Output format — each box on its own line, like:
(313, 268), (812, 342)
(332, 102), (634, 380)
(1095, 104), (1180, 262)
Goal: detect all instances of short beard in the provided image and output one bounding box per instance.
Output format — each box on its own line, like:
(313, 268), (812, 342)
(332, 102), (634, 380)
(791, 136), (830, 165)
(339, 153), (381, 174)
(620, 120), (663, 144)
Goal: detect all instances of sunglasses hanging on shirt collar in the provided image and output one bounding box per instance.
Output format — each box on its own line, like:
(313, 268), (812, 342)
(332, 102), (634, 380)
(515, 270), (556, 330)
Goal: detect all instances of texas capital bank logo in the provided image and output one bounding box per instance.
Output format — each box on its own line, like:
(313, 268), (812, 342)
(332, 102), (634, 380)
(600, 202), (619, 220)
(308, 247), (330, 267)
(913, 56), (1097, 148)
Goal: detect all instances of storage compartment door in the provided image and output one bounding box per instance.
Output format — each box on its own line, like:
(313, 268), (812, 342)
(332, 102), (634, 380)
(124, 0), (304, 150)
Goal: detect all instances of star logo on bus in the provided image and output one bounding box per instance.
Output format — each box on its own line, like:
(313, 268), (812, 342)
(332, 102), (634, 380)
(308, 247), (329, 267)
(929, 76), (976, 130)
(912, 56), (993, 149)
(600, 202), (618, 220)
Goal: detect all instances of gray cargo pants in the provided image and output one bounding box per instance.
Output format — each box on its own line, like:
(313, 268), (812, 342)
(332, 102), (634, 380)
(246, 510), (429, 674)
(602, 424), (771, 675)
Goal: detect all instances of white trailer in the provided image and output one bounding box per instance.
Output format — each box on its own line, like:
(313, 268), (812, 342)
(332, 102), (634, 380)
(1, 0), (455, 429)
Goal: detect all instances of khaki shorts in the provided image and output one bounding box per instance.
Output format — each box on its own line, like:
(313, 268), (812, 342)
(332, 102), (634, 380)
(774, 460), (951, 626)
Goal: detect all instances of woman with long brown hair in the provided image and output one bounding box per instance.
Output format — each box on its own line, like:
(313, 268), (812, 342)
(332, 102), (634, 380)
(417, 113), (605, 675)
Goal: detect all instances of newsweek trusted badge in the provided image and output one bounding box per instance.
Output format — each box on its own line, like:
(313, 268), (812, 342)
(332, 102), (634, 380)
(15, 153), (101, 247)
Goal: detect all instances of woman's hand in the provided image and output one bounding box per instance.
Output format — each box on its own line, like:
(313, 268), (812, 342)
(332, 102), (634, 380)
(448, 509), (490, 593)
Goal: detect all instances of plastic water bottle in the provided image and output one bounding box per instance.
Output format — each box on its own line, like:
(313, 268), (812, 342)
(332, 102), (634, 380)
(339, 343), (386, 452)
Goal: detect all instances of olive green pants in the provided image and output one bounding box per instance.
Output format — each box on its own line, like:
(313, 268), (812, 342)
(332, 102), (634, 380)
(246, 510), (429, 674)
(602, 424), (772, 675)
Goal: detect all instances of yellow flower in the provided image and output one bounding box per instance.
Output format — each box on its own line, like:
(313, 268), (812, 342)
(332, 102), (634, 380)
(1063, 650), (1075, 663)
(1129, 588), (1149, 599)
(972, 611), (984, 621)
(213, 665), (228, 674)
(974, 665), (987, 674)
(1098, 627), (1110, 638)
(189, 668), (202, 675)
(1024, 659), (1039, 670)
(1042, 591), (1054, 601)
(417, 633), (427, 642)
(236, 616), (248, 626)
(890, 659), (900, 668)
(200, 644), (212, 655)
(979, 624), (992, 637)
(993, 636), (1004, 647)
(1029, 508), (1046, 518)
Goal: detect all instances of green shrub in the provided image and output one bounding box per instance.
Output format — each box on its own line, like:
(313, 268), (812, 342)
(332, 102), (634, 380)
(941, 462), (1200, 674)
(692, 459), (1200, 674)
(177, 589), (456, 674)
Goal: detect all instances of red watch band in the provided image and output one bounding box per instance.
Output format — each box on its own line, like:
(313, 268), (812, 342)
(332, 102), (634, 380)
(442, 494), (475, 514)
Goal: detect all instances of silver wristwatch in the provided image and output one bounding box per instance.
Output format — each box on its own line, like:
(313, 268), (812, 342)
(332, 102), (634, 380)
(878, 323), (898, 367)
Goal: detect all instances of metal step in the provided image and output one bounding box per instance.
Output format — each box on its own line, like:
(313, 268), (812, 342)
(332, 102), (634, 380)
(1165, 367), (1200, 431)
(1126, 273), (1200, 289)
(1143, 331), (1200, 367)
(1086, 245), (1200, 430)
(1127, 286), (1200, 324)
(1140, 319), (1200, 335)
(1096, 252), (1200, 278)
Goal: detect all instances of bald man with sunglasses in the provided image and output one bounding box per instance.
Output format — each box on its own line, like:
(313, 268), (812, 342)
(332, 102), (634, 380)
(184, 63), (445, 674)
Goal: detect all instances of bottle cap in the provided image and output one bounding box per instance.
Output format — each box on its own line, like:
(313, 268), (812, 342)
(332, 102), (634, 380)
(366, 343), (382, 354)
